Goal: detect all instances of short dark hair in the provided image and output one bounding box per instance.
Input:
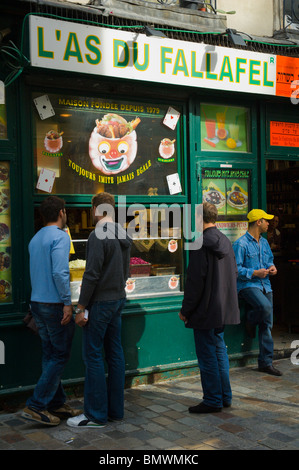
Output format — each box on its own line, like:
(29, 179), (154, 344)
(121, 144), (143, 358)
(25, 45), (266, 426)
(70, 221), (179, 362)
(92, 192), (115, 209)
(39, 196), (65, 224)
(92, 192), (115, 218)
(203, 202), (218, 224)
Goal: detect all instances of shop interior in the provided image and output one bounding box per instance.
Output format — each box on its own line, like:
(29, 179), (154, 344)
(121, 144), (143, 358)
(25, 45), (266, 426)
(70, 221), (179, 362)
(34, 205), (184, 300)
(266, 159), (299, 334)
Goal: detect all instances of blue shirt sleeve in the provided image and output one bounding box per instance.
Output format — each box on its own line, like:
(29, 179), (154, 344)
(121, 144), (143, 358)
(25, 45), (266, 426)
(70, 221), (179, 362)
(51, 234), (72, 305)
(233, 241), (254, 281)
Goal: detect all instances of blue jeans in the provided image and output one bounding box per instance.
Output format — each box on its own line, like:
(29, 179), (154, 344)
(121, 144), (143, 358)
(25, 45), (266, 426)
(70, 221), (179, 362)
(26, 302), (75, 411)
(239, 287), (274, 368)
(82, 298), (126, 424)
(193, 328), (232, 408)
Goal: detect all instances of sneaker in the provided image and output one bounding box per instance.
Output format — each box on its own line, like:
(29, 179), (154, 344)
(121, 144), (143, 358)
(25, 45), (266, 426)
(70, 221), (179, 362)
(22, 407), (60, 426)
(66, 413), (106, 428)
(49, 403), (82, 419)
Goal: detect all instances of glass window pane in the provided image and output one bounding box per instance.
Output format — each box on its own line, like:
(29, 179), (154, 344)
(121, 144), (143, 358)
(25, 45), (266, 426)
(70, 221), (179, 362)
(32, 93), (182, 196)
(200, 104), (251, 153)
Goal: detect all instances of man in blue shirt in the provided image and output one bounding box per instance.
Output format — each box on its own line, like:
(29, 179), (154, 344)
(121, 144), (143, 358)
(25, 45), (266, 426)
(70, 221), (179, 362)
(233, 209), (282, 376)
(22, 196), (80, 426)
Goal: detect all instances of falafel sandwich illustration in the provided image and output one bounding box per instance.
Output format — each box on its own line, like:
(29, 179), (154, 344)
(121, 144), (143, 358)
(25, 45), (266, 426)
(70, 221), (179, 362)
(89, 113), (141, 175)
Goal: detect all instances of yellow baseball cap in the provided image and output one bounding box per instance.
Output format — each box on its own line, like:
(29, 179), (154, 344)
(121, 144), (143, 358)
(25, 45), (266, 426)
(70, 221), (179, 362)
(247, 209), (274, 223)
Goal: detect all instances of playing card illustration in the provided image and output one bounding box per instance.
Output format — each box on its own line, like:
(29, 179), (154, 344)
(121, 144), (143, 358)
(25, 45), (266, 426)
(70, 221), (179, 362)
(36, 168), (56, 193)
(166, 173), (182, 195)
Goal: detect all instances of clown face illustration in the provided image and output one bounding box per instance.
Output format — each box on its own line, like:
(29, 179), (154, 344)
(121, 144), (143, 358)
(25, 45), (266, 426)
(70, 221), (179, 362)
(89, 114), (140, 175)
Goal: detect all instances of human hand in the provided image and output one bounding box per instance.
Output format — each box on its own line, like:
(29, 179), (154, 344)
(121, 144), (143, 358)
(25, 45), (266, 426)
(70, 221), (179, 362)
(75, 311), (88, 327)
(253, 268), (270, 279)
(61, 305), (73, 325)
(268, 265), (277, 276)
(178, 311), (187, 323)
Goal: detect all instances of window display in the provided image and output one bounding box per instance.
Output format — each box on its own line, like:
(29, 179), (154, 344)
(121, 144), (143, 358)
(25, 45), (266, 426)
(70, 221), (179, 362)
(200, 104), (251, 152)
(32, 92), (182, 196)
(64, 206), (184, 301)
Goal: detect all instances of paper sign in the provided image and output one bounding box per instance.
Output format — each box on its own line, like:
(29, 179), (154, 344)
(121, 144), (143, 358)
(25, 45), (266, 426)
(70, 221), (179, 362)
(163, 107), (180, 130)
(167, 173), (182, 195)
(270, 121), (299, 147)
(34, 95), (55, 120)
(36, 168), (56, 193)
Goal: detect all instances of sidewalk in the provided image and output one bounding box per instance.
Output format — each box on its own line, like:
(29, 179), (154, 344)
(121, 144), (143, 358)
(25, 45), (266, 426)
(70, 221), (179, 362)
(0, 357), (298, 451)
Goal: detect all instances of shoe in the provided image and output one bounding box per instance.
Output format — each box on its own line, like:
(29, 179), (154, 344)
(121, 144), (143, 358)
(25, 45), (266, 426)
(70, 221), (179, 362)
(66, 413), (106, 428)
(21, 407), (60, 426)
(245, 321), (256, 338)
(49, 403), (82, 419)
(188, 402), (222, 414)
(258, 365), (283, 376)
(108, 416), (123, 422)
(223, 402), (231, 408)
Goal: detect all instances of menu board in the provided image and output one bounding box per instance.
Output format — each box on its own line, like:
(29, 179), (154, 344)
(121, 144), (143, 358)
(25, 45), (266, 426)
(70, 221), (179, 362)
(33, 93), (182, 196)
(202, 168), (251, 219)
(200, 104), (250, 153)
(0, 162), (11, 303)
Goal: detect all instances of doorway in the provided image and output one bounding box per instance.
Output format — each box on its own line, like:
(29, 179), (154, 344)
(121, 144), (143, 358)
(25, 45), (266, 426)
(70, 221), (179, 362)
(266, 159), (299, 333)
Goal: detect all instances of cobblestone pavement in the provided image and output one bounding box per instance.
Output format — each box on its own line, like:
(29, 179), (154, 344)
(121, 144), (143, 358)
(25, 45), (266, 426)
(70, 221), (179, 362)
(0, 358), (299, 451)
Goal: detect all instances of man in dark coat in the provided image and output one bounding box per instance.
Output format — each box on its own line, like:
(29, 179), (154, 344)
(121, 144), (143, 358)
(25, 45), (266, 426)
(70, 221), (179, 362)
(179, 202), (240, 413)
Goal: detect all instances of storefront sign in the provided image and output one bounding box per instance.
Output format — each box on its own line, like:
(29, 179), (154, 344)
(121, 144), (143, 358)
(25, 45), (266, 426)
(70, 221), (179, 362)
(270, 121), (299, 147)
(29, 16), (278, 97)
(276, 56), (299, 98)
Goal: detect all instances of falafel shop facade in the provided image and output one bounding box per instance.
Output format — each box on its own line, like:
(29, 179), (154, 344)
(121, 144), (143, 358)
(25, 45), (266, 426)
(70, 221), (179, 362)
(0, 12), (298, 394)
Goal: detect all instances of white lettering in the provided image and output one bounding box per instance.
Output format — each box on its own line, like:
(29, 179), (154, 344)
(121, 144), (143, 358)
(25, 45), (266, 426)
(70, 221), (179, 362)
(291, 340), (299, 365)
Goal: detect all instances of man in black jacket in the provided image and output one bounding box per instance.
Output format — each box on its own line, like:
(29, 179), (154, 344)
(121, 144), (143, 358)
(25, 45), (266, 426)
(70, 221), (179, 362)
(179, 202), (240, 413)
(67, 192), (132, 428)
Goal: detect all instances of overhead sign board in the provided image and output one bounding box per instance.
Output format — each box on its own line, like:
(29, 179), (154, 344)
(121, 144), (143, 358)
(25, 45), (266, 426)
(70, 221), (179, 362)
(29, 15), (297, 98)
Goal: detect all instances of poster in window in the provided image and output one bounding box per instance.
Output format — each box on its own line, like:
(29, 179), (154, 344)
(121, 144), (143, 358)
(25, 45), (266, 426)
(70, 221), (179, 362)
(33, 93), (182, 196)
(202, 168), (250, 219)
(0, 162), (12, 302)
(200, 104), (250, 152)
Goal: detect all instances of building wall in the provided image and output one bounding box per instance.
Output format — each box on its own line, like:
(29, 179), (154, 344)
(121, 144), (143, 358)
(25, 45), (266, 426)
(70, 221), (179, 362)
(217, 0), (275, 36)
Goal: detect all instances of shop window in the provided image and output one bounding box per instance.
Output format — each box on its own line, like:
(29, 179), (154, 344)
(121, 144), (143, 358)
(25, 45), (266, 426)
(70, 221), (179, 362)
(34, 204), (184, 300)
(0, 82), (7, 140)
(200, 104), (251, 153)
(32, 92), (182, 196)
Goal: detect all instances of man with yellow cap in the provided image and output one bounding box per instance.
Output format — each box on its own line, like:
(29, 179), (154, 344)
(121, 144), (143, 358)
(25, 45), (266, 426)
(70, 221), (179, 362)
(233, 209), (282, 376)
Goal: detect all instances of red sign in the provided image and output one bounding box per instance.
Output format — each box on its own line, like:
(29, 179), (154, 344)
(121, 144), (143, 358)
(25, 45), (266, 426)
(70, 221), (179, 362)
(270, 121), (299, 147)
